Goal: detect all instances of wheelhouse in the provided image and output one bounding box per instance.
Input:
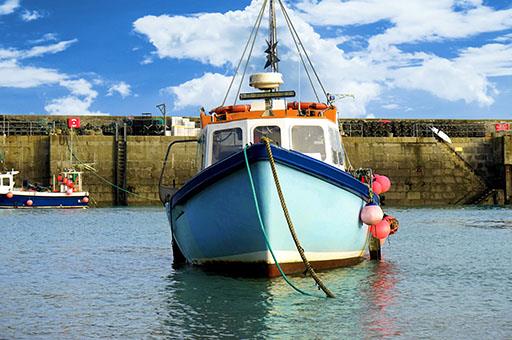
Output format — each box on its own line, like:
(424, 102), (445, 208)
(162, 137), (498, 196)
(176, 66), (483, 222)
(198, 117), (345, 170)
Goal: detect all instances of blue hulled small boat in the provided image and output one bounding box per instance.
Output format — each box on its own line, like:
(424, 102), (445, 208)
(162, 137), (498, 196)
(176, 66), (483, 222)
(0, 170), (89, 209)
(160, 0), (390, 277)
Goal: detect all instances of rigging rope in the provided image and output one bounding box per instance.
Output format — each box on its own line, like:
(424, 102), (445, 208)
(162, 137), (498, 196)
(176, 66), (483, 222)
(233, 0), (268, 106)
(222, 0), (268, 107)
(277, 0), (329, 101)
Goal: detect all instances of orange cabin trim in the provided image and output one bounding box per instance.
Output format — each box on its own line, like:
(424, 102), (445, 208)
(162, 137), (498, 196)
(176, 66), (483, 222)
(200, 102), (337, 128)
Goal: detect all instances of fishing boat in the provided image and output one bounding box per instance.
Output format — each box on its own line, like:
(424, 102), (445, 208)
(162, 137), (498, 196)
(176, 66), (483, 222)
(159, 0), (394, 277)
(0, 169), (89, 208)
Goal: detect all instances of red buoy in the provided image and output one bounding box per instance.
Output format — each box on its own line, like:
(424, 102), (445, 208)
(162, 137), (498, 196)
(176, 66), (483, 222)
(57, 175), (63, 182)
(26, 199), (33, 206)
(63, 178), (69, 185)
(372, 181), (382, 195)
(372, 219), (391, 239)
(6, 192), (14, 199)
(67, 181), (74, 189)
(375, 175), (391, 193)
(81, 196), (89, 203)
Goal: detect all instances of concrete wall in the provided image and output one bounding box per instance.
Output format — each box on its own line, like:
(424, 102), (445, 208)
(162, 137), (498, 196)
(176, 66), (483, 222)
(1, 134), (508, 206)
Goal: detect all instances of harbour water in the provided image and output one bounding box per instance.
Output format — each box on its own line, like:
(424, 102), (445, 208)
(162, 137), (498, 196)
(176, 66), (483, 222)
(1, 207), (511, 338)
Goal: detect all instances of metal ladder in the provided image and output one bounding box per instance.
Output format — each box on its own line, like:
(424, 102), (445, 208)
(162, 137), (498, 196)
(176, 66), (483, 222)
(114, 123), (128, 206)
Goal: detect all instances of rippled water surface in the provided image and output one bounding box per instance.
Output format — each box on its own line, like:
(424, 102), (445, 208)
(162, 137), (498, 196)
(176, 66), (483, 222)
(1, 207), (511, 339)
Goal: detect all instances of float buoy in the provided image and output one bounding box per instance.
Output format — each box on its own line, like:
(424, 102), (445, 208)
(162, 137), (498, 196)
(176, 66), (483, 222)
(26, 199), (33, 206)
(81, 196), (89, 203)
(6, 192), (14, 199)
(57, 175), (63, 182)
(360, 203), (384, 225)
(372, 219), (391, 239)
(66, 189), (73, 195)
(372, 181), (382, 195)
(374, 175), (391, 193)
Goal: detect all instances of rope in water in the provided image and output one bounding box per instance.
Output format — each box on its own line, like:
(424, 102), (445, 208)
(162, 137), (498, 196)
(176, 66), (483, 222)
(243, 145), (323, 298)
(260, 138), (335, 298)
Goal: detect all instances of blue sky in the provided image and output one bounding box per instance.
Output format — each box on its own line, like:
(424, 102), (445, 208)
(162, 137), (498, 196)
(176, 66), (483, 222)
(0, 0), (511, 119)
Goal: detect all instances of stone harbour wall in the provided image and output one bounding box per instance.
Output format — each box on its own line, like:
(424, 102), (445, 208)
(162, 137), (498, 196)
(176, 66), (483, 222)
(1, 134), (510, 206)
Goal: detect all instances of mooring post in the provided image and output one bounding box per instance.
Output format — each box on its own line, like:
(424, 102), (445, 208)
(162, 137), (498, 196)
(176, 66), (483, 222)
(369, 236), (381, 260)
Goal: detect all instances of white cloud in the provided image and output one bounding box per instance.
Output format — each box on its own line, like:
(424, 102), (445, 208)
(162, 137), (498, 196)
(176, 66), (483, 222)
(295, 0), (512, 49)
(44, 95), (106, 116)
(28, 33), (58, 44)
(107, 81), (132, 98)
(0, 40), (78, 61)
(455, 43), (512, 77)
(0, 60), (64, 88)
(382, 103), (399, 110)
(392, 56), (496, 105)
(162, 72), (232, 110)
(45, 79), (107, 115)
(0, 0), (19, 15)
(21, 9), (42, 21)
(133, 1), (262, 67)
(0, 40), (107, 115)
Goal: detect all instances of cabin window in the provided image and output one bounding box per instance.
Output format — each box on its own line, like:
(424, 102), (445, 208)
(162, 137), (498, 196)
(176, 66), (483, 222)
(329, 127), (345, 165)
(253, 126), (281, 146)
(212, 128), (243, 164)
(1, 177), (9, 187)
(291, 125), (326, 160)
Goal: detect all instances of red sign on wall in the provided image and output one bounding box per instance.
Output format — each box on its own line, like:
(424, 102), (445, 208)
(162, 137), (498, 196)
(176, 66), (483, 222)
(67, 117), (81, 128)
(495, 123), (510, 132)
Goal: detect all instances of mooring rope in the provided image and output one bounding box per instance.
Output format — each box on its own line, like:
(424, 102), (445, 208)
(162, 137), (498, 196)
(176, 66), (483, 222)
(243, 145), (323, 298)
(255, 139), (335, 297)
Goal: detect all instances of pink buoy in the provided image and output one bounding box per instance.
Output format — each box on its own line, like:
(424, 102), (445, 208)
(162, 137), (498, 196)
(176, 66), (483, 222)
(372, 219), (391, 240)
(375, 175), (391, 193)
(372, 181), (382, 195)
(360, 203), (384, 225)
(26, 199), (33, 206)
(6, 192), (14, 199)
(81, 196), (89, 204)
(66, 189), (73, 195)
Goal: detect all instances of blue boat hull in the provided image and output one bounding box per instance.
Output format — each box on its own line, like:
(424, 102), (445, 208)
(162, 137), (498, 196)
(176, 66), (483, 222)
(167, 144), (373, 276)
(0, 192), (89, 208)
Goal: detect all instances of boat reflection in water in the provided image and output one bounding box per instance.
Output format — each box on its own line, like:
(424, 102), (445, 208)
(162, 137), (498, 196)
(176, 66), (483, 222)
(152, 261), (401, 338)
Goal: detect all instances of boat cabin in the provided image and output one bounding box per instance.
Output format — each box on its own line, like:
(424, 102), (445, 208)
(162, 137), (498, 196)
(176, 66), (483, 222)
(0, 170), (18, 194)
(198, 109), (345, 171)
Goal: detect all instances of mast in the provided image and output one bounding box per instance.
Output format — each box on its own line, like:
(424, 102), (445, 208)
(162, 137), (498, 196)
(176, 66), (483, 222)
(265, 0), (279, 73)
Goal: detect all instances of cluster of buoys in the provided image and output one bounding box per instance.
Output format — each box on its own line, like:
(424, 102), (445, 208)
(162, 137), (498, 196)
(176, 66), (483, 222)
(57, 175), (75, 195)
(371, 174), (391, 195)
(360, 203), (393, 241)
(360, 174), (397, 241)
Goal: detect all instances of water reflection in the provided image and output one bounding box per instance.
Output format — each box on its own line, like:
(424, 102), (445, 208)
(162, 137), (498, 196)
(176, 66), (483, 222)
(362, 261), (401, 338)
(155, 260), (403, 338)
(155, 267), (274, 338)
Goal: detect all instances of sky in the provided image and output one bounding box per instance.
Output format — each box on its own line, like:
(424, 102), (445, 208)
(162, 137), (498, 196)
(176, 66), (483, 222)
(0, 0), (512, 119)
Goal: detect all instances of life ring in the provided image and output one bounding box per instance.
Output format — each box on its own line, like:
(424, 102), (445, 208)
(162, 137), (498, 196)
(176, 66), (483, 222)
(211, 105), (251, 115)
